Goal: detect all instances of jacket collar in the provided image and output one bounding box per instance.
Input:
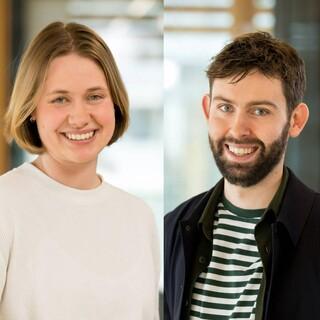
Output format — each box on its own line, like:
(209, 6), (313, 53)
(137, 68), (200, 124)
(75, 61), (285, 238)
(277, 168), (316, 246)
(179, 185), (219, 225)
(199, 179), (224, 240)
(197, 168), (289, 241)
(180, 167), (316, 247)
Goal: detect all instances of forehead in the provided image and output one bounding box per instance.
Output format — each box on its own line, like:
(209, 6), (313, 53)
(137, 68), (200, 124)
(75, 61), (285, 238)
(211, 71), (285, 104)
(43, 53), (107, 90)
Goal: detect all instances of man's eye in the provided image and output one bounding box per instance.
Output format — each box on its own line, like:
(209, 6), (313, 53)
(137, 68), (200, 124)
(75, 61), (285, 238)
(219, 104), (233, 112)
(253, 108), (270, 116)
(51, 97), (67, 104)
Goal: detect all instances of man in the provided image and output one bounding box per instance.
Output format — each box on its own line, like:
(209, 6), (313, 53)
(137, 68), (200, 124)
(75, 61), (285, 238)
(164, 32), (320, 320)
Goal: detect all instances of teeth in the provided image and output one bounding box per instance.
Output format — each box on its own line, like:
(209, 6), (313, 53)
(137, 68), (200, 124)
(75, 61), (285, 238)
(229, 146), (255, 156)
(65, 131), (95, 141)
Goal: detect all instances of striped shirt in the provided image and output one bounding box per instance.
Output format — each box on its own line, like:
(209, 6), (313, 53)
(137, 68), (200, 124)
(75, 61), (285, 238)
(190, 197), (264, 320)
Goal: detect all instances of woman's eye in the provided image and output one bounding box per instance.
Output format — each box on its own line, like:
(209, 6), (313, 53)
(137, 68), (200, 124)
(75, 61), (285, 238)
(88, 94), (103, 101)
(219, 104), (233, 112)
(51, 97), (67, 104)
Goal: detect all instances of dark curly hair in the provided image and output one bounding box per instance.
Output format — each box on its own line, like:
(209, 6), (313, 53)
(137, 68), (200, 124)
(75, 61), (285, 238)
(206, 32), (306, 115)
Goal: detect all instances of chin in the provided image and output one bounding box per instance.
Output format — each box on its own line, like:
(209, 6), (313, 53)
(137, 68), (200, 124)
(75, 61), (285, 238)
(64, 152), (99, 165)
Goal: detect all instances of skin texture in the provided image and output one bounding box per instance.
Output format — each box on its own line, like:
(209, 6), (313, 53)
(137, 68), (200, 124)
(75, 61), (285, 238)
(32, 53), (115, 189)
(202, 71), (309, 209)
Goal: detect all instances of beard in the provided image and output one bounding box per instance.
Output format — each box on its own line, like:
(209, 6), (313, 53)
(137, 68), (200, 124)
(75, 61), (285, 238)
(209, 122), (290, 187)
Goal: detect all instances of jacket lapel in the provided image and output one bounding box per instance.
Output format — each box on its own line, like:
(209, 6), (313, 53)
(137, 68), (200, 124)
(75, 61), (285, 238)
(264, 169), (316, 320)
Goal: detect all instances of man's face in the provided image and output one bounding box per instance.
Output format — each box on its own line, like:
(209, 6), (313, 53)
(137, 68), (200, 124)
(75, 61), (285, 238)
(203, 71), (290, 187)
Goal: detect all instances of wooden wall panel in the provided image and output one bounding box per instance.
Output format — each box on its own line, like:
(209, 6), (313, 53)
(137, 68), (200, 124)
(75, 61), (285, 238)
(0, 0), (10, 174)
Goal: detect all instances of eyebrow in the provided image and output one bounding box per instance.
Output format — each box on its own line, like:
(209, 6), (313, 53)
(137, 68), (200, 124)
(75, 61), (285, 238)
(87, 86), (108, 92)
(47, 86), (108, 96)
(212, 95), (234, 104)
(212, 95), (278, 109)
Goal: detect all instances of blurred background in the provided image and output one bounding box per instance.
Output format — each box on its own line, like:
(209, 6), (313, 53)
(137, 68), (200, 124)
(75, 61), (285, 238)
(0, 0), (163, 314)
(164, 0), (320, 212)
(1, 0), (320, 318)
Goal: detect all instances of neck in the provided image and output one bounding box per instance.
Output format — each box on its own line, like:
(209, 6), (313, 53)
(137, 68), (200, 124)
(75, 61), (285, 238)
(224, 163), (284, 210)
(32, 154), (101, 190)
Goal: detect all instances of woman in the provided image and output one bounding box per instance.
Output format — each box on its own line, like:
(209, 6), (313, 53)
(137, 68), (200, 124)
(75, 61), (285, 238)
(0, 21), (159, 319)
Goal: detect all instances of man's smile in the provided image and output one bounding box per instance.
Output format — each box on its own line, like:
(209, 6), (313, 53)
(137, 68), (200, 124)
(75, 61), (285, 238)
(223, 143), (260, 163)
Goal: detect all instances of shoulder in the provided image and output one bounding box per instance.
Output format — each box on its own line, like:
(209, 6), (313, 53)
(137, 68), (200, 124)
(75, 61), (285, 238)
(280, 168), (320, 227)
(0, 164), (25, 183)
(286, 168), (320, 201)
(165, 190), (210, 226)
(164, 187), (217, 249)
(103, 184), (159, 249)
(164, 177), (224, 250)
(103, 182), (155, 221)
(0, 164), (29, 200)
(104, 182), (151, 209)
(165, 178), (223, 225)
(0, 167), (23, 244)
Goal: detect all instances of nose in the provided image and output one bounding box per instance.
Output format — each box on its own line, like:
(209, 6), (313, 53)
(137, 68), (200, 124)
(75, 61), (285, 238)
(229, 112), (252, 138)
(68, 101), (91, 128)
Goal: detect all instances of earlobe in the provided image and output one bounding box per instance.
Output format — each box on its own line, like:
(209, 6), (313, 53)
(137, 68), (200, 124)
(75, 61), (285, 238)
(202, 94), (211, 120)
(30, 111), (36, 122)
(289, 103), (309, 138)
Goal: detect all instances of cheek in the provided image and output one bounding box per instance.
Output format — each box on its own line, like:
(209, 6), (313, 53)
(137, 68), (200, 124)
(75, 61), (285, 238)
(208, 116), (228, 138)
(256, 123), (285, 144)
(36, 109), (65, 137)
(94, 106), (116, 129)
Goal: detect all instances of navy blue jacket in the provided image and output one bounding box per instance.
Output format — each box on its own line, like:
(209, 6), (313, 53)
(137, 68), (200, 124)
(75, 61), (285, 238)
(164, 170), (320, 320)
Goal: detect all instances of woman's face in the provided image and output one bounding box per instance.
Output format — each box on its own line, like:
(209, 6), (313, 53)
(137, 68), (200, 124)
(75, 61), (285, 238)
(34, 53), (115, 167)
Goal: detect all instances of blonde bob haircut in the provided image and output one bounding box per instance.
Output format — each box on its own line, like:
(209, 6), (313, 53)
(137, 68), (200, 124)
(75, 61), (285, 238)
(4, 21), (129, 154)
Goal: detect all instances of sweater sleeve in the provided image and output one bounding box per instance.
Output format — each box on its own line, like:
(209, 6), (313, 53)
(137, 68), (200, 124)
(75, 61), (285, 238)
(144, 205), (161, 320)
(0, 205), (13, 301)
(0, 255), (6, 301)
(151, 214), (160, 320)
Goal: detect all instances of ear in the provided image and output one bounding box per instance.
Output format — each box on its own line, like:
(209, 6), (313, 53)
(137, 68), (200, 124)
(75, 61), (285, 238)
(202, 94), (211, 120)
(288, 103), (309, 138)
(30, 108), (37, 121)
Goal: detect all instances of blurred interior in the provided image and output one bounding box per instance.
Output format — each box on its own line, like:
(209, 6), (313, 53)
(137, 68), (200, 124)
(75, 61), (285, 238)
(0, 1), (320, 318)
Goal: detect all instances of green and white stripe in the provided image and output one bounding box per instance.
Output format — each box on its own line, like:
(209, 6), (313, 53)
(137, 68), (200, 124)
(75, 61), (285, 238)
(190, 200), (264, 320)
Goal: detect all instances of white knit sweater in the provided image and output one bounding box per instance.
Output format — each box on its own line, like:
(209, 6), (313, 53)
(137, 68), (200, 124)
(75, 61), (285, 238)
(0, 163), (159, 320)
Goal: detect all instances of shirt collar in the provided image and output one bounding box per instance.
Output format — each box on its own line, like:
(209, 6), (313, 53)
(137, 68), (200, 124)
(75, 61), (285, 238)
(277, 168), (316, 246)
(198, 167), (289, 240)
(267, 167), (289, 217)
(198, 178), (224, 240)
